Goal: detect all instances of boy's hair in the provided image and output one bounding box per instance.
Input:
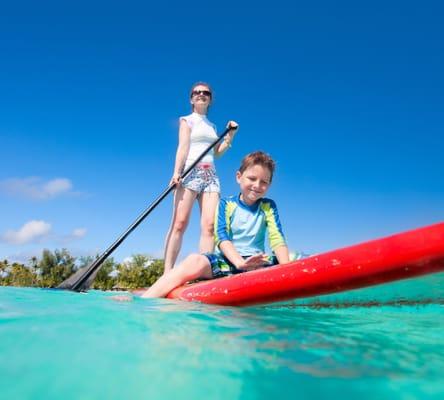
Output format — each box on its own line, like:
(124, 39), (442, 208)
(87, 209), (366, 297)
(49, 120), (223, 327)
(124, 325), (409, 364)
(238, 151), (276, 181)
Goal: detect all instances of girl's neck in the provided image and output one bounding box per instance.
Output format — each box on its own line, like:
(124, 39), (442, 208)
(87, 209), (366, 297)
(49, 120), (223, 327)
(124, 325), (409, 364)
(193, 106), (208, 116)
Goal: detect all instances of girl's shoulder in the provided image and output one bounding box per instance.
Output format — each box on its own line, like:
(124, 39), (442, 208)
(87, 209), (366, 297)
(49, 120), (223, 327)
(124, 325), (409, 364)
(180, 113), (216, 130)
(179, 113), (195, 128)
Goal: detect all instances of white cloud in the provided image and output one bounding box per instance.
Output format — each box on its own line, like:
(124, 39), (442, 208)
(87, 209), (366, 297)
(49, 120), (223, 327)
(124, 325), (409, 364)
(42, 179), (72, 197)
(0, 222), (87, 247)
(0, 177), (74, 200)
(71, 228), (87, 239)
(1, 220), (52, 245)
(58, 228), (87, 244)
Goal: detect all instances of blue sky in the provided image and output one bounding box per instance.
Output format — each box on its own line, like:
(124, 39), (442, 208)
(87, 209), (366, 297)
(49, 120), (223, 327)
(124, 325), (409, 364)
(1, 1), (443, 264)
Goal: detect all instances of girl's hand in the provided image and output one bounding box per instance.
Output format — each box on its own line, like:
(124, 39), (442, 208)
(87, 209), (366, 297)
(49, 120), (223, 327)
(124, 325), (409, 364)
(224, 121), (238, 147)
(226, 120), (239, 132)
(236, 253), (268, 271)
(170, 172), (181, 186)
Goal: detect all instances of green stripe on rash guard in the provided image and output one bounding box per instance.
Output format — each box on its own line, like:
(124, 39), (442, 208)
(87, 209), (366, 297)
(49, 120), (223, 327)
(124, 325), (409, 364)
(261, 200), (286, 251)
(214, 198), (237, 248)
(214, 206), (221, 247)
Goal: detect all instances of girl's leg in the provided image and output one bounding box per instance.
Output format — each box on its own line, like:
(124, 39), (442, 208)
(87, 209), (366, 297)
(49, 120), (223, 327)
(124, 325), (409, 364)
(198, 191), (220, 253)
(142, 254), (213, 298)
(163, 186), (198, 273)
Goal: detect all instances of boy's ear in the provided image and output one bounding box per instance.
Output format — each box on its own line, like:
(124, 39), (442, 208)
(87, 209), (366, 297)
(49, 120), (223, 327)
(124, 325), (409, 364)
(236, 171), (242, 183)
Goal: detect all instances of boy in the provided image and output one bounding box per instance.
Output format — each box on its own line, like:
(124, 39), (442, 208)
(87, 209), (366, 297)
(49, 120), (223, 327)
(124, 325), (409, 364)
(141, 151), (290, 298)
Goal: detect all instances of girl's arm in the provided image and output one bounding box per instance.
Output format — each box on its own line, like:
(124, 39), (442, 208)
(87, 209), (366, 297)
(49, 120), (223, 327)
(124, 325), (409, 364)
(171, 119), (191, 184)
(214, 121), (238, 157)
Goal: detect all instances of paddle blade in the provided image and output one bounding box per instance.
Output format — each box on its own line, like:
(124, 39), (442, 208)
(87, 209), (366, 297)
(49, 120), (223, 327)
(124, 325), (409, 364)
(57, 267), (86, 290)
(57, 259), (101, 291)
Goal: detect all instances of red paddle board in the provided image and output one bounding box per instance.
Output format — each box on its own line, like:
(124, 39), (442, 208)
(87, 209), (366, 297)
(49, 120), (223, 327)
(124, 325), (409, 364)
(167, 222), (444, 306)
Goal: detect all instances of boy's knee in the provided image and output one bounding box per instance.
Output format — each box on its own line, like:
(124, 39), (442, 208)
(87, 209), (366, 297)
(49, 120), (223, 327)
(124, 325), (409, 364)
(183, 254), (210, 277)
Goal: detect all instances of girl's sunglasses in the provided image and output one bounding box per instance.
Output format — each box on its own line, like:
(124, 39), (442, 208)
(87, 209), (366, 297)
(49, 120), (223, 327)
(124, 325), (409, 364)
(191, 90), (212, 98)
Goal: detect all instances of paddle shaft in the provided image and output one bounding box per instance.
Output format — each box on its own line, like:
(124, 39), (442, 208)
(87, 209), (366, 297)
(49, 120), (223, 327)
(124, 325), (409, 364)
(60, 126), (234, 291)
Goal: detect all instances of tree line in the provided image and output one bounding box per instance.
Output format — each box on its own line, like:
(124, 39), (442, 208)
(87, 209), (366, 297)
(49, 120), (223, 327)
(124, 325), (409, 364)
(0, 249), (164, 290)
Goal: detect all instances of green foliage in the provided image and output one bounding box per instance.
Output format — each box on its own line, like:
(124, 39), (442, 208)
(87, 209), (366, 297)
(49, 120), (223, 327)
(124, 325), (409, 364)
(115, 255), (164, 289)
(37, 249), (76, 288)
(9, 263), (36, 287)
(90, 258), (117, 291)
(0, 260), (36, 287)
(144, 259), (164, 286)
(0, 260), (10, 286)
(0, 250), (164, 291)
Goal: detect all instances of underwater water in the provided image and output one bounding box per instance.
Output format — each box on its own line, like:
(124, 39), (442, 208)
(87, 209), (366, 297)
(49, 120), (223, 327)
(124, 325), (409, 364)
(1, 274), (443, 400)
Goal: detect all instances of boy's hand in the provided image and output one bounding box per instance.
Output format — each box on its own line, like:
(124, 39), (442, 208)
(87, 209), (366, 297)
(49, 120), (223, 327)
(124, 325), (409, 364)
(237, 254), (268, 271)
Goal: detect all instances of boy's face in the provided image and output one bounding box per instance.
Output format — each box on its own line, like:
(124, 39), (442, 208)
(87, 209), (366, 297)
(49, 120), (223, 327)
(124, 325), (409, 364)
(236, 164), (272, 205)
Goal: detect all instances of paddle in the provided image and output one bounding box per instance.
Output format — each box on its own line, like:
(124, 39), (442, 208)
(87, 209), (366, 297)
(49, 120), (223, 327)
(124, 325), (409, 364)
(58, 125), (235, 291)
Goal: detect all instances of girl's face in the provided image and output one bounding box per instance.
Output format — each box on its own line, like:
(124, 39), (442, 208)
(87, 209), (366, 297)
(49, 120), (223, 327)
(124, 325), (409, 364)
(236, 164), (272, 205)
(190, 84), (212, 110)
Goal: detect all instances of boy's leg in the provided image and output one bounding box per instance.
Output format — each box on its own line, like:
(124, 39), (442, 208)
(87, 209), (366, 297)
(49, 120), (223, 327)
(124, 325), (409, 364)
(141, 254), (212, 298)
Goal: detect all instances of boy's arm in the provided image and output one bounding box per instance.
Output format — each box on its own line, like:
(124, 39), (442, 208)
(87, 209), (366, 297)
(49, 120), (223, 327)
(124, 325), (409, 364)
(219, 240), (246, 268)
(263, 199), (289, 263)
(274, 245), (290, 264)
(220, 240), (290, 268)
(220, 241), (268, 270)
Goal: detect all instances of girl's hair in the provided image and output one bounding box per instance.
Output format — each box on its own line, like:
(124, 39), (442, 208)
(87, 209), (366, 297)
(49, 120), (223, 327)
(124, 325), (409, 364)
(238, 151), (276, 182)
(190, 81), (212, 111)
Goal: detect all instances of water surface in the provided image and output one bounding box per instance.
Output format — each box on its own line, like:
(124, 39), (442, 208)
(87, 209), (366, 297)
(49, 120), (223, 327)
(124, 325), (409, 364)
(1, 275), (443, 399)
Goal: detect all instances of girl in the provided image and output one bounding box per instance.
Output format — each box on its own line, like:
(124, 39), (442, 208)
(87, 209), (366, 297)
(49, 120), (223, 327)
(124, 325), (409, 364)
(163, 82), (238, 273)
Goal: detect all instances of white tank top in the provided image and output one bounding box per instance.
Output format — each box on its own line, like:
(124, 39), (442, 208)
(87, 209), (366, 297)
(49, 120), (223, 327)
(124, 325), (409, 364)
(180, 112), (218, 169)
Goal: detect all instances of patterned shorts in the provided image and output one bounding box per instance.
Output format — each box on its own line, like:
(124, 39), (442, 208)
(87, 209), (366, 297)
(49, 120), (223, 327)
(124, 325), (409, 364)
(203, 253), (278, 279)
(182, 163), (220, 194)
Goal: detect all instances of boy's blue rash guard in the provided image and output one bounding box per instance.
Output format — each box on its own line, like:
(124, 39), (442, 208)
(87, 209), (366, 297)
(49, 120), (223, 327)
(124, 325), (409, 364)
(214, 195), (286, 256)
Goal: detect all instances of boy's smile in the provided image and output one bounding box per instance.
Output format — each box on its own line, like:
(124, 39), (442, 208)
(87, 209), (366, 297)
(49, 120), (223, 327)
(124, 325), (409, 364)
(236, 164), (271, 205)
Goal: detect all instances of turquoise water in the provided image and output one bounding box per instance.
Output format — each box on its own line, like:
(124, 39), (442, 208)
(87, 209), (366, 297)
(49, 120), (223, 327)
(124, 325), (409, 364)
(1, 274), (444, 400)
